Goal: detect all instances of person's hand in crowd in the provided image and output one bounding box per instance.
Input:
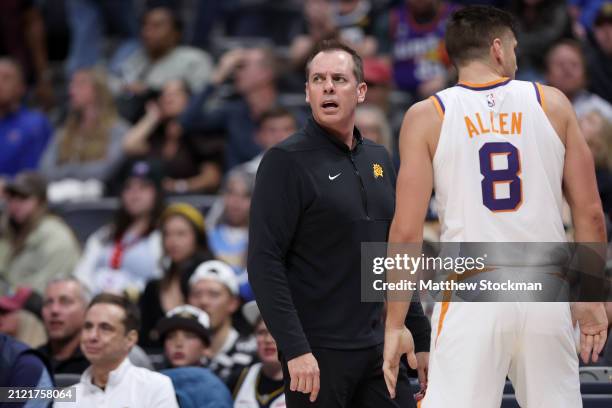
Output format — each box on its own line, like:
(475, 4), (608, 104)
(383, 326), (418, 399)
(571, 302), (608, 363)
(212, 49), (245, 85)
(123, 81), (148, 95)
(414, 351), (429, 401)
(144, 100), (162, 123)
(287, 352), (320, 402)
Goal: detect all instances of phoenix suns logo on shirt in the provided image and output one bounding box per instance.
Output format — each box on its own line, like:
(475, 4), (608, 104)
(373, 163), (383, 178)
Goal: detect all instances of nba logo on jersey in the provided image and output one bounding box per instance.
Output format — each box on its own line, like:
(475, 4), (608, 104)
(486, 93), (495, 108)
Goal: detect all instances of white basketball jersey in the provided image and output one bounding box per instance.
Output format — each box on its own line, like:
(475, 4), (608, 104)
(431, 78), (566, 243)
(234, 363), (286, 408)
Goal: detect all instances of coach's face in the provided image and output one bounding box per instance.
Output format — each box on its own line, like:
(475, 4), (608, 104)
(306, 50), (366, 135)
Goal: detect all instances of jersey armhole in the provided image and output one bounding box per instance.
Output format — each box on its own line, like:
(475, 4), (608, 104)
(429, 94), (445, 119)
(533, 82), (547, 113)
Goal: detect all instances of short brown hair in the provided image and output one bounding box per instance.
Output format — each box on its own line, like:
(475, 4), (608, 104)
(445, 5), (517, 67)
(89, 293), (140, 333)
(306, 39), (364, 84)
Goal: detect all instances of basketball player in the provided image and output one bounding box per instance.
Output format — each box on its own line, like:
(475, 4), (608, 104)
(383, 5), (608, 407)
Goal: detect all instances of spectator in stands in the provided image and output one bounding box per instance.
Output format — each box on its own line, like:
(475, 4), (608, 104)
(0, 1), (54, 110)
(233, 301), (285, 408)
(40, 67), (128, 184)
(38, 278), (91, 375)
(0, 59), (52, 179)
(545, 39), (612, 122)
(74, 160), (164, 297)
(109, 6), (213, 121)
(206, 168), (254, 281)
(356, 104), (394, 156)
(188, 260), (256, 389)
(243, 107), (298, 174)
(291, 0), (377, 73)
(65, 0), (137, 75)
(585, 2), (612, 103)
(180, 47), (278, 169)
(139, 203), (213, 350)
(0, 333), (53, 397)
(55, 293), (179, 407)
(123, 79), (223, 194)
(156, 305), (234, 408)
(0, 287), (47, 348)
(510, 0), (573, 80)
(376, 0), (456, 99)
(579, 110), (612, 220)
(157, 304), (211, 368)
(0, 172), (80, 293)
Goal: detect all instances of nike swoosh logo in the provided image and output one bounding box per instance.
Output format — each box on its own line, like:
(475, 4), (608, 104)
(328, 173), (341, 180)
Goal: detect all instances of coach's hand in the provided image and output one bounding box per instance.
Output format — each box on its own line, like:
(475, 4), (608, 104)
(572, 302), (608, 363)
(383, 327), (418, 399)
(288, 353), (320, 402)
(415, 351), (429, 400)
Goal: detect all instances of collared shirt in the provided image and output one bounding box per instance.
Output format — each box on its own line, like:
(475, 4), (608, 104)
(36, 343), (89, 375)
(54, 357), (178, 408)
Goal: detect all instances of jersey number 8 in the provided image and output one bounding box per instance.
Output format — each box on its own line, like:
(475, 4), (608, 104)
(479, 142), (522, 212)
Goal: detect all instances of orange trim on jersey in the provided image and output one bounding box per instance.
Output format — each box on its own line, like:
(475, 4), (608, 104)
(417, 400), (423, 408)
(435, 301), (450, 347)
(429, 95), (444, 119)
(457, 77), (510, 89)
(536, 83), (547, 113)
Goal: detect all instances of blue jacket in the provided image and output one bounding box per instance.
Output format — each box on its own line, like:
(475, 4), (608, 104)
(161, 366), (233, 408)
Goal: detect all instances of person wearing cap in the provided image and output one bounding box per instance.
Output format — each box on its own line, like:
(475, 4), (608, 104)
(158, 306), (233, 408)
(585, 1), (612, 103)
(0, 286), (48, 348)
(0, 58), (53, 179)
(0, 171), (80, 293)
(156, 304), (211, 368)
(233, 300), (285, 408)
(73, 159), (165, 297)
(54, 293), (179, 408)
(139, 203), (213, 350)
(188, 260), (257, 389)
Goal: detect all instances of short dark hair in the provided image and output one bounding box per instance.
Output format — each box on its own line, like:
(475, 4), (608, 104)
(306, 39), (364, 84)
(258, 106), (297, 128)
(445, 5), (517, 67)
(143, 6), (183, 33)
(89, 293), (141, 333)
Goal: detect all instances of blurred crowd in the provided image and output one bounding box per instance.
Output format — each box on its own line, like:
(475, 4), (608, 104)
(1, 0), (612, 406)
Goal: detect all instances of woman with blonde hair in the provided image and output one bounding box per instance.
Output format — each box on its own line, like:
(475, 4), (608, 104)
(41, 67), (128, 182)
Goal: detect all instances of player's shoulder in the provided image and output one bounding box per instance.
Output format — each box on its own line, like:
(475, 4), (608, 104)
(536, 83), (573, 114)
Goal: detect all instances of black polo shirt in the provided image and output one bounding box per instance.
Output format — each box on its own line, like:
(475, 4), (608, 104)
(248, 117), (430, 361)
(37, 343), (89, 375)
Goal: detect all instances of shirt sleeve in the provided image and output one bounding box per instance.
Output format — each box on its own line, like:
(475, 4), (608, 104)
(247, 147), (312, 360)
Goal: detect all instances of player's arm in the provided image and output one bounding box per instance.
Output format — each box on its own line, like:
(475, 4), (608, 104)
(383, 99), (441, 397)
(386, 99), (440, 325)
(541, 85), (608, 363)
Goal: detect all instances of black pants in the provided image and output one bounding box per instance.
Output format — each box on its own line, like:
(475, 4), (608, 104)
(280, 344), (416, 408)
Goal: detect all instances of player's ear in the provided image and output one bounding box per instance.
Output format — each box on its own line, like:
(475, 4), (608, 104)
(357, 82), (367, 104)
(305, 81), (310, 104)
(491, 38), (504, 65)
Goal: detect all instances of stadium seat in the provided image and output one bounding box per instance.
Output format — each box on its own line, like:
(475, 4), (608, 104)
(581, 382), (612, 394)
(55, 195), (217, 244)
(580, 366), (612, 382)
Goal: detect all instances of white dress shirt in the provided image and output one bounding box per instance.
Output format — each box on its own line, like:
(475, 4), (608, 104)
(55, 357), (178, 408)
